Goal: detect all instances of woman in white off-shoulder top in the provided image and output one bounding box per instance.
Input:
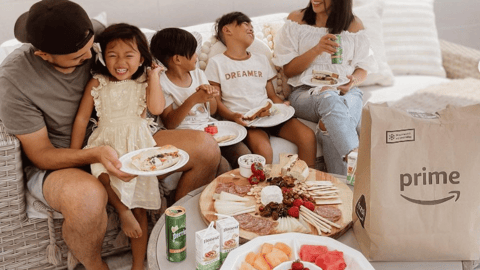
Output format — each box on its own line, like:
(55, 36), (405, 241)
(272, 0), (377, 175)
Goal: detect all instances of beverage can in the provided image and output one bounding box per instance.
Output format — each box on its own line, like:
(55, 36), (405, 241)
(195, 222), (221, 270)
(216, 217), (239, 263)
(165, 206), (187, 262)
(331, 34), (343, 64)
(346, 151), (358, 185)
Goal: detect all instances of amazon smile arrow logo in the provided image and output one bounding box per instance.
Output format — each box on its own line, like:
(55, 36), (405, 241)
(401, 191), (460, 205)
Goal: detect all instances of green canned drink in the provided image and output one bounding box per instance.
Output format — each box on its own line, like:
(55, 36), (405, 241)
(331, 34), (343, 64)
(165, 206), (187, 262)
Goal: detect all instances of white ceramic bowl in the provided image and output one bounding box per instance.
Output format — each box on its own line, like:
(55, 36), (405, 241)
(237, 154), (266, 178)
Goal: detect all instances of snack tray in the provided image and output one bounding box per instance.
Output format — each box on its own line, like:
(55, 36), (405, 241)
(220, 232), (374, 270)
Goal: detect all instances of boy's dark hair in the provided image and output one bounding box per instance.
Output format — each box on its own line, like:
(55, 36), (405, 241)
(302, 0), (354, 34)
(214, 12), (251, 45)
(92, 23), (152, 80)
(150, 28), (197, 69)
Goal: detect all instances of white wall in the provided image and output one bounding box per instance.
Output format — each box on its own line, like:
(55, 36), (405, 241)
(0, 0), (478, 51)
(434, 0), (480, 51)
(0, 0), (305, 44)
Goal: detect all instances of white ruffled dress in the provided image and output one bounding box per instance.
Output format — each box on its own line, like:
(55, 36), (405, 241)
(272, 19), (378, 87)
(86, 74), (161, 210)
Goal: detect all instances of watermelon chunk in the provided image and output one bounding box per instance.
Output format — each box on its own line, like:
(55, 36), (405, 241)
(315, 250), (346, 270)
(299, 245), (329, 262)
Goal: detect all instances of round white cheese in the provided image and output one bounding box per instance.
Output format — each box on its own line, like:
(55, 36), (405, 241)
(260, 185), (283, 206)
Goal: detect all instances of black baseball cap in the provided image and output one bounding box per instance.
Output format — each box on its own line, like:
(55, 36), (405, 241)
(14, 0), (94, 55)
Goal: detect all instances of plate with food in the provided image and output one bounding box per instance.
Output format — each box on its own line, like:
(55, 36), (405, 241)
(220, 232), (374, 270)
(199, 153), (353, 242)
(119, 145), (189, 176)
(243, 101), (295, 128)
(197, 121), (247, 147)
(301, 70), (350, 88)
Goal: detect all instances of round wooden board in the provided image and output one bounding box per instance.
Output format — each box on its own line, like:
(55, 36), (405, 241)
(199, 167), (353, 241)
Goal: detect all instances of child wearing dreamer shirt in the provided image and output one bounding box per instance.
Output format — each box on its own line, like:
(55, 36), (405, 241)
(205, 12), (316, 166)
(150, 27), (251, 169)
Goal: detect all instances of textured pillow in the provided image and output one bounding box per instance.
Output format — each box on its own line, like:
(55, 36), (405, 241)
(382, 0), (446, 77)
(353, 0), (395, 86)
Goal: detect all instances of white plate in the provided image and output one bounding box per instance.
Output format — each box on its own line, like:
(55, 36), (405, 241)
(220, 232), (374, 270)
(301, 74), (350, 88)
(246, 104), (295, 128)
(119, 147), (189, 176)
(196, 121), (247, 147)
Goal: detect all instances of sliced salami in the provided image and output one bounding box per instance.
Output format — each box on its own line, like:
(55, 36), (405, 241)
(233, 214), (277, 235)
(314, 205), (342, 222)
(214, 182), (251, 196)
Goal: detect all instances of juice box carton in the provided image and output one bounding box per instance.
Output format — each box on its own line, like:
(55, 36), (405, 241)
(216, 217), (239, 262)
(195, 223), (220, 270)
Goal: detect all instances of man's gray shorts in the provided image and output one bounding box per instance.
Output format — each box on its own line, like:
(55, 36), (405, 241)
(25, 165), (52, 208)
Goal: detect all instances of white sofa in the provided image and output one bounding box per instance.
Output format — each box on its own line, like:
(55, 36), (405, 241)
(0, 0), (480, 269)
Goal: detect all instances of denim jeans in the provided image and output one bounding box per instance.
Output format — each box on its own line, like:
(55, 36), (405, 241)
(288, 85), (363, 175)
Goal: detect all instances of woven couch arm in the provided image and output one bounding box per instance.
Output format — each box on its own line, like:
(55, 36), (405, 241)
(0, 120), (28, 224)
(440, 39), (480, 80)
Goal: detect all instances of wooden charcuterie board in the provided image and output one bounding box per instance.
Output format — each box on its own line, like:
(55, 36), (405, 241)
(199, 165), (353, 241)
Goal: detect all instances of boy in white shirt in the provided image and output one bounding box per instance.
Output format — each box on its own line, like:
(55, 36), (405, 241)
(205, 12), (316, 166)
(151, 27), (251, 168)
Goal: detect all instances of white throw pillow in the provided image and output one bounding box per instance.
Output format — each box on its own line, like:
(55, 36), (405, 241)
(382, 0), (446, 77)
(353, 0), (395, 86)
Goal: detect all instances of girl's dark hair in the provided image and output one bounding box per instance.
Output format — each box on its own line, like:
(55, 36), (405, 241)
(214, 11), (251, 45)
(302, 0), (354, 34)
(150, 28), (197, 69)
(92, 23), (152, 80)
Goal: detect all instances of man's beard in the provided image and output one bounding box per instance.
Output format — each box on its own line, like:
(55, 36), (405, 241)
(50, 58), (89, 70)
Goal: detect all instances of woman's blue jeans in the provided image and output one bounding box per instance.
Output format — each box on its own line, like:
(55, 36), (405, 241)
(288, 86), (363, 175)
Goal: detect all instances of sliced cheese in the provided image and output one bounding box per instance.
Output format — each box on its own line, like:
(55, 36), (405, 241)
(219, 191), (249, 201)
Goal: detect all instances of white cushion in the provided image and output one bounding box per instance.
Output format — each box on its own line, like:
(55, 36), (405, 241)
(382, 0), (446, 77)
(353, 0), (395, 86)
(362, 75), (451, 105)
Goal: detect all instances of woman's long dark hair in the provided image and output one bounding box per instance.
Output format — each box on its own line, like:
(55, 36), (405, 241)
(302, 0), (354, 34)
(92, 23), (152, 80)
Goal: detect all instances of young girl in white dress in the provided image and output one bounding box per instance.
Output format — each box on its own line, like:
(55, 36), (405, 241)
(70, 23), (164, 270)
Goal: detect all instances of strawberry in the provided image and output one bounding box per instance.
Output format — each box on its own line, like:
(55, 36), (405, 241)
(287, 206), (300, 218)
(293, 198), (304, 208)
(248, 175), (260, 185)
(303, 201), (315, 211)
(291, 259), (304, 270)
(251, 162), (266, 181)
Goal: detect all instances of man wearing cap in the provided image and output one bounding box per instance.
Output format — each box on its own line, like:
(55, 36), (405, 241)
(0, 0), (220, 269)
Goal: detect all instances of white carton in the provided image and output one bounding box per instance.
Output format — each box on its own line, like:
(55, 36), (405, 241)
(215, 217), (239, 262)
(195, 223), (221, 270)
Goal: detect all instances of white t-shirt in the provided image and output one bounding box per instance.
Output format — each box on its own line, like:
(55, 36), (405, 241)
(161, 68), (210, 129)
(205, 52), (277, 114)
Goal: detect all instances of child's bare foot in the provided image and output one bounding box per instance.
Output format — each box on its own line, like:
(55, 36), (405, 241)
(118, 209), (142, 238)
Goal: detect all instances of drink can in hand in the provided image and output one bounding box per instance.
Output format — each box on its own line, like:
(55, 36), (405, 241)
(331, 34), (343, 64)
